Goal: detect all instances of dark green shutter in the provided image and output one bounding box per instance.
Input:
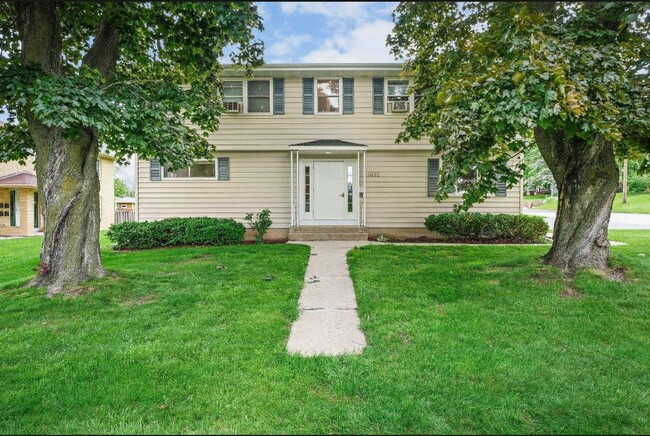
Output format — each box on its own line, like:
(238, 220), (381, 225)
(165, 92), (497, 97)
(428, 158), (439, 197)
(218, 157), (230, 181)
(9, 190), (16, 226)
(372, 77), (384, 114)
(273, 78), (285, 115)
(495, 175), (507, 197)
(342, 78), (354, 114)
(150, 159), (161, 181)
(303, 78), (314, 115)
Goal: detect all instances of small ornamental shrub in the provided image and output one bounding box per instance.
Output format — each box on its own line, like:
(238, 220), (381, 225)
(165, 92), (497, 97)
(244, 209), (273, 243)
(107, 217), (245, 250)
(424, 213), (549, 243)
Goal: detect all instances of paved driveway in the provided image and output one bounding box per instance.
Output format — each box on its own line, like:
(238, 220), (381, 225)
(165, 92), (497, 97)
(524, 208), (650, 230)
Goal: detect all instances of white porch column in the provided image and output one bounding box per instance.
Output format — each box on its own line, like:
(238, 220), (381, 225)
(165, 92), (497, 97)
(290, 150), (294, 227)
(356, 151), (360, 226)
(296, 150), (300, 226)
(363, 150), (367, 226)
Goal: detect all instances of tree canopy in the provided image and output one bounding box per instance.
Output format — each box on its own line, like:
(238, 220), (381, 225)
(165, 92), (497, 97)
(114, 177), (133, 198)
(389, 1), (650, 210)
(0, 2), (264, 168)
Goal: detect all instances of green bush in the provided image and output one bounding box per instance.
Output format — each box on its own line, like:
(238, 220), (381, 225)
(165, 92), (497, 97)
(244, 209), (273, 243)
(107, 217), (245, 250)
(424, 213), (549, 242)
(628, 174), (650, 193)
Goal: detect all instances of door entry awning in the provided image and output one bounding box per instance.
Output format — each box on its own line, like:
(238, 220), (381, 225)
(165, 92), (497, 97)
(289, 139), (367, 152)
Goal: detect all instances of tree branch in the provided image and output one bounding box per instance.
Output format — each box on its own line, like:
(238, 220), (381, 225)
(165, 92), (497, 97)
(82, 4), (121, 80)
(14, 2), (63, 75)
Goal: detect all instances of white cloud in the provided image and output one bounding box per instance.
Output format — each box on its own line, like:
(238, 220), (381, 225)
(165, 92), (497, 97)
(268, 34), (312, 57)
(279, 2), (371, 22)
(301, 19), (397, 63)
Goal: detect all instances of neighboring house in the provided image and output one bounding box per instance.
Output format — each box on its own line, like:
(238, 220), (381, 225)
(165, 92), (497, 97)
(0, 154), (115, 237)
(115, 197), (136, 211)
(136, 63), (523, 240)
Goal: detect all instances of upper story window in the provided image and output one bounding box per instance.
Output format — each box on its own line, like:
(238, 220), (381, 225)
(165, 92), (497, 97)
(222, 79), (272, 114)
(387, 79), (409, 102)
(247, 80), (271, 113)
(223, 81), (244, 112)
(386, 78), (412, 113)
(317, 79), (341, 113)
(164, 161), (216, 178)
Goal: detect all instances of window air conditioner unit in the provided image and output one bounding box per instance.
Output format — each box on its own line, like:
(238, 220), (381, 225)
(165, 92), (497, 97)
(224, 101), (243, 113)
(388, 101), (409, 113)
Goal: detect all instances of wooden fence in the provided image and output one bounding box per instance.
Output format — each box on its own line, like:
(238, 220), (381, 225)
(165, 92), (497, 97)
(114, 210), (135, 224)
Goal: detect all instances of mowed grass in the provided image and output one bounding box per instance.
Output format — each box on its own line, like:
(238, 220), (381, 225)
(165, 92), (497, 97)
(1, 231), (649, 433)
(347, 229), (650, 434)
(529, 192), (650, 214)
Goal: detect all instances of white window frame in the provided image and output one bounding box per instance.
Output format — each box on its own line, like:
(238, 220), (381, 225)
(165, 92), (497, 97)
(222, 79), (274, 115)
(384, 78), (414, 114)
(162, 160), (218, 180)
(314, 78), (343, 115)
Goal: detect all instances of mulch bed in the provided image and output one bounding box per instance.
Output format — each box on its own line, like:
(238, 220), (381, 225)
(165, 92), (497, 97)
(369, 236), (546, 244)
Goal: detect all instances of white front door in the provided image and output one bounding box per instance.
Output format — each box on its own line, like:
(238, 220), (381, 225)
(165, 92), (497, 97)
(313, 161), (346, 220)
(299, 158), (357, 225)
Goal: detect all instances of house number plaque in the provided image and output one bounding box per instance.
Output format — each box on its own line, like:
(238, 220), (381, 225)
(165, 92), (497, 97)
(367, 171), (380, 178)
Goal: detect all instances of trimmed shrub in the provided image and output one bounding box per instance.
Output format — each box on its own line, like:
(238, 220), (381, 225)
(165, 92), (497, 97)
(107, 217), (245, 250)
(424, 213), (549, 242)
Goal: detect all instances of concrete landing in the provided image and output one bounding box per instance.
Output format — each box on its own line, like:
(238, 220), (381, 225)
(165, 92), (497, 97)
(287, 241), (369, 356)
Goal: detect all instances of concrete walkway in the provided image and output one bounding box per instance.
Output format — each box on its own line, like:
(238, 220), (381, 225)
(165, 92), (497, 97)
(524, 208), (650, 230)
(287, 241), (368, 357)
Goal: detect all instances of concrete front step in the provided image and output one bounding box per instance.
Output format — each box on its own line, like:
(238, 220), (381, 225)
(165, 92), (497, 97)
(289, 226), (368, 241)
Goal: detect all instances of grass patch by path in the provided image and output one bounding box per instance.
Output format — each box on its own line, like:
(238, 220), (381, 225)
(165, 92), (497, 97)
(1, 232), (649, 433)
(530, 192), (650, 214)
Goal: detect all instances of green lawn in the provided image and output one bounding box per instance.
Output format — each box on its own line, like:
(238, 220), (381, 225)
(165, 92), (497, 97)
(1, 232), (649, 433)
(528, 192), (650, 213)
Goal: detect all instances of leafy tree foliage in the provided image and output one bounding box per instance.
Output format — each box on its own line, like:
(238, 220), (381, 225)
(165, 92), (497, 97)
(389, 1), (649, 271)
(524, 147), (555, 193)
(0, 2), (263, 294)
(0, 2), (263, 168)
(114, 177), (133, 198)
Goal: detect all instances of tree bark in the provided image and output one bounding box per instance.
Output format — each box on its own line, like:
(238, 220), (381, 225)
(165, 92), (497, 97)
(28, 128), (105, 296)
(535, 128), (619, 272)
(15, 2), (119, 296)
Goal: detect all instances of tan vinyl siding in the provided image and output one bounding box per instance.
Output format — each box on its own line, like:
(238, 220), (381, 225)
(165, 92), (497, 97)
(137, 152), (291, 227)
(188, 77), (431, 151)
(364, 151), (522, 228)
(138, 150), (522, 229)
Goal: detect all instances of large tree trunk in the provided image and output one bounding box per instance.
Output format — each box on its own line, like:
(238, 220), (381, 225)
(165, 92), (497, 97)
(535, 128), (619, 272)
(28, 126), (105, 297)
(15, 2), (119, 296)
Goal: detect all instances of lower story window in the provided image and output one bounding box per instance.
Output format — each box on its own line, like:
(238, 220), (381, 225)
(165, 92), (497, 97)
(347, 165), (353, 213)
(165, 161), (216, 178)
(304, 166), (310, 213)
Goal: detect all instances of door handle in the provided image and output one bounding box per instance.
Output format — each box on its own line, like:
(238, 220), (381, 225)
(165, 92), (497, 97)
(339, 193), (345, 197)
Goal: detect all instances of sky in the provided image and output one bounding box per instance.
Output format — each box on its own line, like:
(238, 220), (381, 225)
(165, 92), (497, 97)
(255, 2), (398, 63)
(116, 2), (399, 190)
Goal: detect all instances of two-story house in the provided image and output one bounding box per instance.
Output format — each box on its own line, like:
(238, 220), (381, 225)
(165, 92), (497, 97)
(135, 63), (523, 241)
